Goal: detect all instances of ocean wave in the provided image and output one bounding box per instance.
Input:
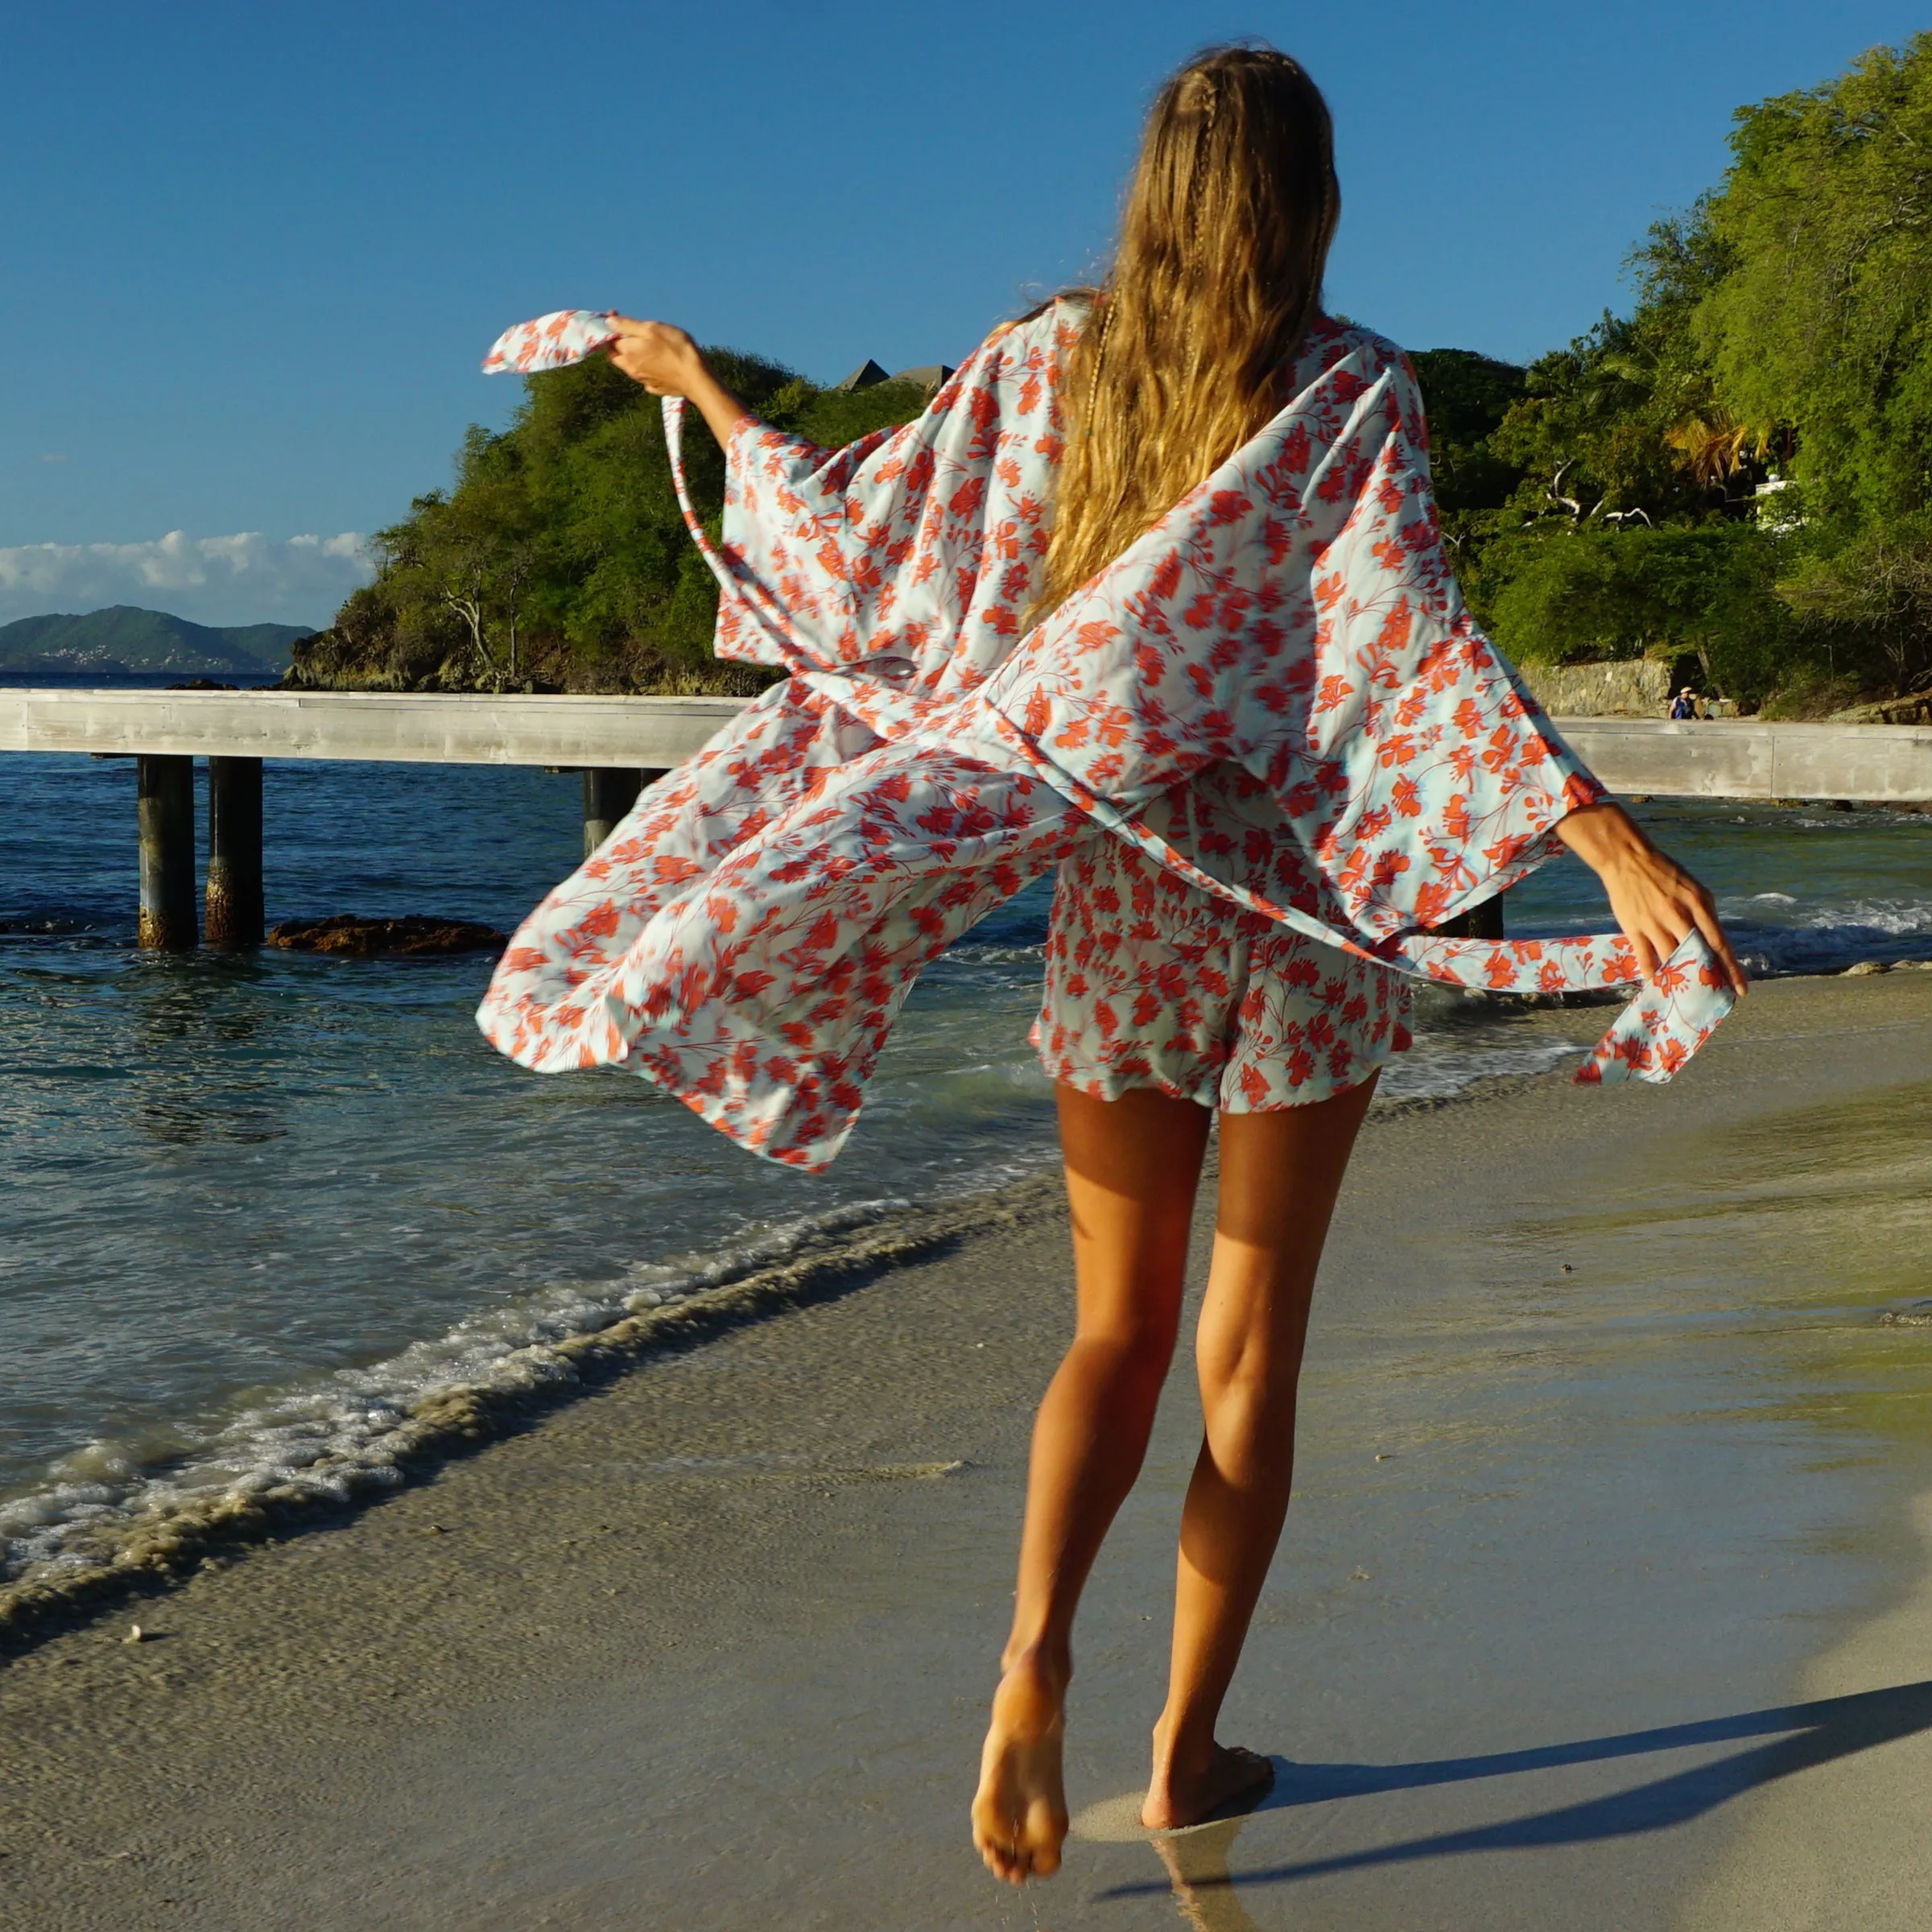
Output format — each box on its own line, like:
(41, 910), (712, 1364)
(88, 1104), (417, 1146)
(0, 1194), (918, 1591)
(1378, 1034), (1591, 1101)
(939, 939), (1048, 964)
(1720, 899), (1932, 976)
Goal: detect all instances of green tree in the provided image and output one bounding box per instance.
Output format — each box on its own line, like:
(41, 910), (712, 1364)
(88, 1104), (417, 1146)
(1698, 36), (1932, 528)
(1473, 523), (1797, 700)
(1456, 39), (1932, 708)
(292, 353), (933, 694)
(1406, 349), (1527, 543)
(1686, 33), (1932, 693)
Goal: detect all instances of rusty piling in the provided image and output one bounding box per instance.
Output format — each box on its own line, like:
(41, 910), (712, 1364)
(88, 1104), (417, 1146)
(1438, 894), (1506, 942)
(136, 755), (198, 950)
(205, 755), (264, 947)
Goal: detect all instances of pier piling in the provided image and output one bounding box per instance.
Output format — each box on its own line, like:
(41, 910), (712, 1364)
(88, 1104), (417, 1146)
(205, 756), (265, 947)
(136, 755), (198, 950)
(1439, 895), (1506, 942)
(582, 768), (655, 859)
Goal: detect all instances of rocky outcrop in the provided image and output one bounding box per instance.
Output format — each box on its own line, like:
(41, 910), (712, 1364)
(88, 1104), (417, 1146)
(1831, 687), (1932, 725)
(267, 915), (508, 956)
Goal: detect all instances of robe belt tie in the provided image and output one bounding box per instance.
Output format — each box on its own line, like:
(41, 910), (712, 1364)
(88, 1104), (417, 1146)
(661, 398), (1733, 1088)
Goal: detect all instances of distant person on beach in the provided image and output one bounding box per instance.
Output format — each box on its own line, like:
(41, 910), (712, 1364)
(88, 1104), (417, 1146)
(1671, 687), (1700, 720)
(481, 41), (1746, 1893)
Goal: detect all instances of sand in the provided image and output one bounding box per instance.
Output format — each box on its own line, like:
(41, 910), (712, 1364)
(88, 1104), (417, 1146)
(6, 972), (1932, 1930)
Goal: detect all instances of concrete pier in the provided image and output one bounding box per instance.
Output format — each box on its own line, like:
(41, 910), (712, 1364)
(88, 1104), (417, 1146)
(1554, 716), (1932, 803)
(4, 692), (1931, 950)
(205, 757), (265, 948)
(2, 691), (1929, 801)
(0, 689), (749, 770)
(135, 755), (197, 951)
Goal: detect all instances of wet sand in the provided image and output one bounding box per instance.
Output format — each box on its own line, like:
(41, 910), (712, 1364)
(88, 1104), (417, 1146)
(7, 972), (1932, 1930)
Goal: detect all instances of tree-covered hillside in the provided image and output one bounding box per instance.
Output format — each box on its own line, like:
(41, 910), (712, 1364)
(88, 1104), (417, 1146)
(1406, 349), (1528, 525)
(295, 344), (1542, 699)
(1451, 31), (1932, 713)
(0, 606), (309, 676)
(288, 357), (935, 696)
(303, 33), (1932, 714)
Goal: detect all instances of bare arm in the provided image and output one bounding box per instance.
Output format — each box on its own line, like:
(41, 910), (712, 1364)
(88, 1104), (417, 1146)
(1556, 801), (1748, 997)
(604, 316), (750, 450)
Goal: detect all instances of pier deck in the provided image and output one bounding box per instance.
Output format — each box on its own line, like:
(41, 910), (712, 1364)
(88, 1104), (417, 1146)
(3, 690), (1929, 948)
(0, 687), (747, 769)
(3, 689), (1930, 799)
(1554, 716), (1932, 807)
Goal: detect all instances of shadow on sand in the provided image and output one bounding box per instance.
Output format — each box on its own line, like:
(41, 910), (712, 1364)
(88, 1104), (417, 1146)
(1104, 1678), (1932, 1916)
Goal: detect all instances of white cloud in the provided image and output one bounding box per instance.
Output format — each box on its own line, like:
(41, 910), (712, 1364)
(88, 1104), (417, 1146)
(0, 530), (374, 630)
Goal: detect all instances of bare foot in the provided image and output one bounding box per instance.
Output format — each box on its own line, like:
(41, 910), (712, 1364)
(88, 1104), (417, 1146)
(972, 1650), (1071, 1885)
(1141, 1741), (1274, 1831)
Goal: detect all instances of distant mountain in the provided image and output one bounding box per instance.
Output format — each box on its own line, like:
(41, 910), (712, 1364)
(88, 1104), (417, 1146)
(0, 606), (315, 676)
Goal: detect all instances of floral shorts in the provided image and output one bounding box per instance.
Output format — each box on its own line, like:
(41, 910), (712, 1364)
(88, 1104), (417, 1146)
(1031, 834), (1414, 1111)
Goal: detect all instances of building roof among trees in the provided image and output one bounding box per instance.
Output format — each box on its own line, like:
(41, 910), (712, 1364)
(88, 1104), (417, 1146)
(890, 364), (954, 394)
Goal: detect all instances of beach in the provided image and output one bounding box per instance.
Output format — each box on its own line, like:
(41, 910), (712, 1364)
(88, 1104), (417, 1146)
(4, 968), (1932, 1928)
(5, 756), (1930, 1585)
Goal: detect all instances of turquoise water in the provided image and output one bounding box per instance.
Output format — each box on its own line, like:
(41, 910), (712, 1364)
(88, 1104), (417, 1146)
(2, 744), (1928, 1583)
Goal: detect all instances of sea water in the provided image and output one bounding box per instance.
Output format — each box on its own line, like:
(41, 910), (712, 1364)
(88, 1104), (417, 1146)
(2, 741), (1929, 1581)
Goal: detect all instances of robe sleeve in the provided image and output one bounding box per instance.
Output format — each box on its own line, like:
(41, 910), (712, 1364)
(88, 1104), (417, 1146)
(485, 319), (1728, 1171)
(703, 415), (914, 671)
(1294, 345), (1608, 933)
(675, 308), (1073, 692)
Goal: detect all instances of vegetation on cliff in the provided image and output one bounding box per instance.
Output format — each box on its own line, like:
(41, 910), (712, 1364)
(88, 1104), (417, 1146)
(287, 357), (933, 696)
(1448, 33), (1932, 713)
(301, 35), (1932, 715)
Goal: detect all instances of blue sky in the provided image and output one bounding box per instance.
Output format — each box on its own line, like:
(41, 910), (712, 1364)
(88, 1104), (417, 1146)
(1, 0), (1926, 626)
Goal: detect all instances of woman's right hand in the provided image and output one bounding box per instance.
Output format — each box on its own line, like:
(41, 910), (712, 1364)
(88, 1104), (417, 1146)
(605, 316), (752, 449)
(606, 316), (708, 396)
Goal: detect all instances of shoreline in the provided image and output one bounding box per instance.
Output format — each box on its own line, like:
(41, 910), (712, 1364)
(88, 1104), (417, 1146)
(6, 972), (1932, 1927)
(1, 963), (1924, 1653)
(0, 1169), (1071, 1649)
(0, 982), (1660, 1647)
(0, 1037), (1585, 1650)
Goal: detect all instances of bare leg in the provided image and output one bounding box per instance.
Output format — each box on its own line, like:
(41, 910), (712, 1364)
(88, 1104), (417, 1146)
(972, 1084), (1212, 1884)
(1142, 1072), (1377, 1829)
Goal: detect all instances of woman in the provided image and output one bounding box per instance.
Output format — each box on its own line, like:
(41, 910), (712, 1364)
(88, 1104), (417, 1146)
(483, 43), (1744, 1891)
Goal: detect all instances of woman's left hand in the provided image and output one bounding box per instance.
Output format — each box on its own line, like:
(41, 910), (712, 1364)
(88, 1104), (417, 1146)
(1556, 802), (1749, 997)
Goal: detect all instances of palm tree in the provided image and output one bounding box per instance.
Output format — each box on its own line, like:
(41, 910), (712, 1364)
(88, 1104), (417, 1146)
(1664, 408), (1771, 488)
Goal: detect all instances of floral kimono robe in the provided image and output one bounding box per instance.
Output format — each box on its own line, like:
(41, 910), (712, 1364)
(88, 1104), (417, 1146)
(475, 303), (1733, 1170)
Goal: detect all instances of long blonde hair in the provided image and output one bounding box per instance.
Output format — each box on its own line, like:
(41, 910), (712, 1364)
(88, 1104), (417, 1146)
(1034, 47), (1340, 619)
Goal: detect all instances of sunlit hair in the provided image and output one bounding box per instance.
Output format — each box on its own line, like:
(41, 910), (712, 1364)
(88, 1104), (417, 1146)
(1034, 45), (1340, 621)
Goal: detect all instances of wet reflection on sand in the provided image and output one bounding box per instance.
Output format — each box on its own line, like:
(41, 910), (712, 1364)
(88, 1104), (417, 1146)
(1070, 1782), (1272, 1928)
(1150, 1812), (1266, 1931)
